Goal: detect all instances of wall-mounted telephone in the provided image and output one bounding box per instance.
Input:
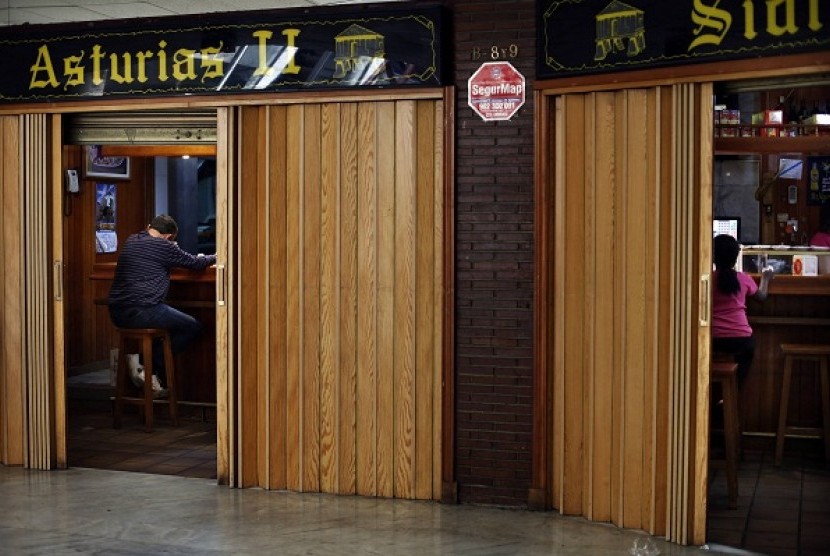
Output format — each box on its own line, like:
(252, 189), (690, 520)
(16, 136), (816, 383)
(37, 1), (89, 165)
(65, 169), (79, 193)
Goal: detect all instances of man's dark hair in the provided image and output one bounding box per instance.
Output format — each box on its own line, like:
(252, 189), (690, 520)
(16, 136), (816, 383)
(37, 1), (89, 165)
(149, 214), (178, 236)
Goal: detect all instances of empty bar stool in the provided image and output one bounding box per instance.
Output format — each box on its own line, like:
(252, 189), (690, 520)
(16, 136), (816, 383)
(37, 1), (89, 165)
(113, 327), (178, 432)
(710, 356), (741, 509)
(775, 344), (830, 466)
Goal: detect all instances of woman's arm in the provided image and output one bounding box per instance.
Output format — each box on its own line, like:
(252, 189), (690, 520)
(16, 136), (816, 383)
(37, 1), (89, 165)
(754, 266), (774, 301)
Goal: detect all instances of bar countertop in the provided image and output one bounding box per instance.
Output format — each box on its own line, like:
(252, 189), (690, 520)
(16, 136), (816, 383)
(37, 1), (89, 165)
(90, 262), (216, 283)
(749, 273), (830, 296)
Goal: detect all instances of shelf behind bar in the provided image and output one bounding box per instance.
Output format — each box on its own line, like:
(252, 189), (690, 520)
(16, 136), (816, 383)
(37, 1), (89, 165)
(715, 135), (830, 154)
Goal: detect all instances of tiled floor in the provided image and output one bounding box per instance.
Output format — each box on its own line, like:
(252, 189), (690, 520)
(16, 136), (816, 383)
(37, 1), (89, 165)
(68, 401), (216, 480)
(66, 369), (829, 555)
(707, 437), (830, 556)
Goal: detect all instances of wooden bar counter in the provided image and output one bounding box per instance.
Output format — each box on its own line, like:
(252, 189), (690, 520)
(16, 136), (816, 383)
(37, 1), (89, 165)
(91, 262), (216, 405)
(743, 274), (830, 436)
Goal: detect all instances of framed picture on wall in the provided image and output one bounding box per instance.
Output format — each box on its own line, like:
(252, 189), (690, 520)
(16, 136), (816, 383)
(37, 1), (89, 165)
(85, 145), (130, 180)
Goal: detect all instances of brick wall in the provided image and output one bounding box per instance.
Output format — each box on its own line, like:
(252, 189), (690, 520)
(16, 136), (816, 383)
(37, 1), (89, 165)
(451, 0), (536, 506)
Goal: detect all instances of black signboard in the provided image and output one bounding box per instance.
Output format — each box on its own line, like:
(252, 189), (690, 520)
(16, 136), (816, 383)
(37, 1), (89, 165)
(538, 0), (830, 79)
(0, 5), (445, 103)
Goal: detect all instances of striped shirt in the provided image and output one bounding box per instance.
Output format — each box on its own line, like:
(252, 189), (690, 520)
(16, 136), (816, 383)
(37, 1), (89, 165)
(108, 230), (216, 307)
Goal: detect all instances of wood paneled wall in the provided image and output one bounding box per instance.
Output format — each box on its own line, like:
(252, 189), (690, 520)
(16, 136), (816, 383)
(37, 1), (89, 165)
(545, 85), (710, 541)
(235, 99), (444, 499)
(0, 115), (24, 466)
(62, 146), (151, 369)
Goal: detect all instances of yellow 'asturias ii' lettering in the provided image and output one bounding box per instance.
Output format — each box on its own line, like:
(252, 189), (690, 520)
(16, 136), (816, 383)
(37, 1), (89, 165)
(253, 29), (301, 77)
(172, 48), (197, 81)
(63, 53), (85, 89)
(30, 45), (59, 89)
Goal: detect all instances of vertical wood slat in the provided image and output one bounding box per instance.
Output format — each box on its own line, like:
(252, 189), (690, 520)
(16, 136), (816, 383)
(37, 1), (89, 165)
(339, 102), (358, 496)
(237, 107), (262, 487)
(432, 99), (445, 501)
(415, 100), (435, 500)
(393, 100), (416, 499)
(215, 106), (232, 486)
(51, 114), (67, 470)
(375, 101), (396, 498)
(693, 83), (714, 546)
(235, 97), (442, 499)
(268, 106), (288, 490)
(302, 104), (322, 493)
(589, 92), (613, 522)
(285, 104), (303, 491)
(356, 102), (378, 496)
(559, 94), (587, 515)
(0, 115), (24, 466)
(319, 102), (339, 493)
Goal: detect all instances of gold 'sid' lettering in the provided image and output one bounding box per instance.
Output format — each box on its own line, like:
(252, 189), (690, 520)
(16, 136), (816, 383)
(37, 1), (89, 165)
(752, 0), (823, 36)
(693, 0), (825, 47)
(689, 0), (732, 50)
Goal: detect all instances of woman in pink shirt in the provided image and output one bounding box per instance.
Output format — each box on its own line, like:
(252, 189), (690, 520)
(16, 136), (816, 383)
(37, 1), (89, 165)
(711, 234), (773, 385)
(809, 206), (830, 248)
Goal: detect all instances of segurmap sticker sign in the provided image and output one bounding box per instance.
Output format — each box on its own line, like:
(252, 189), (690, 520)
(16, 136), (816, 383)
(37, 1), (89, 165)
(467, 61), (525, 122)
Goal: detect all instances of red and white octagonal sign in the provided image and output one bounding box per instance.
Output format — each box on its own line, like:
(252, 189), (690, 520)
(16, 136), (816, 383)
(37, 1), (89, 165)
(467, 61), (525, 122)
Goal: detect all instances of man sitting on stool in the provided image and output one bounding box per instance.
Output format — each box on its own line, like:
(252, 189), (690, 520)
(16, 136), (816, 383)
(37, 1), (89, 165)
(108, 214), (216, 397)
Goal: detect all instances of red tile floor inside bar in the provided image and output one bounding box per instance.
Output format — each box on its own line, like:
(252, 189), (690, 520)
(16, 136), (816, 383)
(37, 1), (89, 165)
(707, 436), (830, 556)
(68, 401), (216, 479)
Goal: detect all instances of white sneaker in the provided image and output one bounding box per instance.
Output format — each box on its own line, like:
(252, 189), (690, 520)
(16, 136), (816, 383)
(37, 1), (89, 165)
(126, 354), (144, 388)
(151, 375), (168, 399)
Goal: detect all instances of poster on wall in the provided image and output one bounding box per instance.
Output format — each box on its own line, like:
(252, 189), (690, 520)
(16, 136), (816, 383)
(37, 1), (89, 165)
(95, 183), (118, 253)
(807, 157), (830, 206)
(85, 145), (130, 180)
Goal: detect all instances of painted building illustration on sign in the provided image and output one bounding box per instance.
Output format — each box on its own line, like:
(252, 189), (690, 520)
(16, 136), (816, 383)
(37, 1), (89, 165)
(334, 24), (385, 79)
(594, 1), (645, 61)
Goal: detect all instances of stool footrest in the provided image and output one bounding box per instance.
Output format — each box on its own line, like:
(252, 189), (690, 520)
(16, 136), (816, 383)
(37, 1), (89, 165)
(780, 344), (830, 356)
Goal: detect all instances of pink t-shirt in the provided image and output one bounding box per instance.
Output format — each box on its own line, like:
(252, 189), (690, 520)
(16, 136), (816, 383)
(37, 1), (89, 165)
(810, 231), (830, 248)
(712, 270), (758, 338)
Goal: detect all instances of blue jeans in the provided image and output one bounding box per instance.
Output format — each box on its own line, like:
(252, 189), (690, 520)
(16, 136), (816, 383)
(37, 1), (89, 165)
(108, 303), (203, 384)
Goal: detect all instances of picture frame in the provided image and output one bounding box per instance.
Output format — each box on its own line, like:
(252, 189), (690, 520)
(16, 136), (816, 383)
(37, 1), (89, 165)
(85, 145), (130, 180)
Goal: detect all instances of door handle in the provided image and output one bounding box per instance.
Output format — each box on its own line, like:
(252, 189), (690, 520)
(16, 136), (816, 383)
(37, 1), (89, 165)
(216, 264), (226, 307)
(54, 260), (63, 301)
(699, 273), (710, 327)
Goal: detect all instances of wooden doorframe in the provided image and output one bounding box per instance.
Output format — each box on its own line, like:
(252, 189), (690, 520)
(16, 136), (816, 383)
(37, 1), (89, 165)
(44, 102), (231, 479)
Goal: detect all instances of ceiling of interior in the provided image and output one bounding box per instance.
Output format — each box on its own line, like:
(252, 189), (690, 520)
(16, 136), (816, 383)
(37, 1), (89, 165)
(0, 0), (402, 27)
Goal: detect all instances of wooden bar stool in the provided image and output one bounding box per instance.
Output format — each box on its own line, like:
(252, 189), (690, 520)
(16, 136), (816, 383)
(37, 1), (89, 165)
(775, 344), (830, 466)
(711, 357), (741, 509)
(113, 327), (178, 432)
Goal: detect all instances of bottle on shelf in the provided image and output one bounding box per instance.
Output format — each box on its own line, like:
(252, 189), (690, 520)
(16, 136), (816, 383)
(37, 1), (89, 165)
(798, 99), (810, 135)
(787, 98), (800, 135)
(811, 162), (820, 191)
